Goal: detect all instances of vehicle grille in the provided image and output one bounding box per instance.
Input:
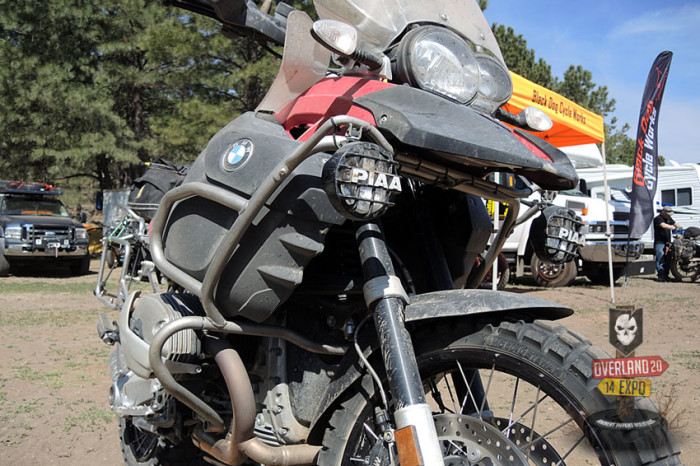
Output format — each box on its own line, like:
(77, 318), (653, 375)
(21, 224), (74, 242)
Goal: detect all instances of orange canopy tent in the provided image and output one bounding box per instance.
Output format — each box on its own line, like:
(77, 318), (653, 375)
(503, 72), (605, 148)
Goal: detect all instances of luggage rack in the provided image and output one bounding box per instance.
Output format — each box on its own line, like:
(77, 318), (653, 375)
(95, 205), (162, 310)
(0, 180), (62, 195)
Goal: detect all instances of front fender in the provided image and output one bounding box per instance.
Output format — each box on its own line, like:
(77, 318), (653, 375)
(309, 290), (572, 432)
(405, 289), (573, 322)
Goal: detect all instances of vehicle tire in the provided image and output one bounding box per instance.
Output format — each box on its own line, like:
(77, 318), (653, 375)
(530, 253), (576, 287)
(70, 255), (91, 276)
(670, 257), (700, 282)
(318, 320), (681, 466)
(119, 417), (208, 466)
(0, 250), (10, 277)
(585, 265), (624, 285)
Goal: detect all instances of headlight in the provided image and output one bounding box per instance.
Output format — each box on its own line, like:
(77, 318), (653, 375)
(397, 26), (512, 112)
(4, 226), (21, 239)
(397, 26), (480, 104)
(470, 55), (513, 113)
(75, 227), (88, 240)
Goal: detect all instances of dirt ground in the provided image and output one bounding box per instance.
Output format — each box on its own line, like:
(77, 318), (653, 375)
(0, 260), (697, 465)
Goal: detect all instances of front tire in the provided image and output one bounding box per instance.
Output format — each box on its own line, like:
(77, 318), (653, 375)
(70, 254), (91, 276)
(0, 250), (10, 277)
(670, 257), (699, 282)
(530, 253), (577, 287)
(318, 320), (680, 465)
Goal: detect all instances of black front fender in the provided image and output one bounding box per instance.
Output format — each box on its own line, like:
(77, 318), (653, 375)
(309, 289), (572, 432)
(405, 289), (573, 322)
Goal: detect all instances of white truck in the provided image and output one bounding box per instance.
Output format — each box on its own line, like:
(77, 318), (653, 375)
(577, 163), (700, 249)
(500, 145), (649, 286)
(501, 184), (646, 286)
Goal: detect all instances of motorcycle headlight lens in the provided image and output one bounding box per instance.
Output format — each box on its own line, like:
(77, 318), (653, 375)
(469, 55), (513, 113)
(398, 27), (479, 104)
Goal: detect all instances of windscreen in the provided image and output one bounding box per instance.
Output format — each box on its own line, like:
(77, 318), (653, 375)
(2, 197), (70, 217)
(314, 0), (503, 62)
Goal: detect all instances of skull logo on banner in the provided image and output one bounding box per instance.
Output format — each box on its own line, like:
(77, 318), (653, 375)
(609, 308), (643, 356)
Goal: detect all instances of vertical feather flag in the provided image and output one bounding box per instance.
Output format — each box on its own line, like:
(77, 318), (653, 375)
(629, 51), (673, 239)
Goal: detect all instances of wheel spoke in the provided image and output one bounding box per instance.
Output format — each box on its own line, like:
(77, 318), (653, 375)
(442, 371), (460, 414)
(555, 433), (587, 466)
(478, 364), (496, 417)
(506, 377), (520, 439)
(501, 392), (549, 435)
(363, 423), (379, 441)
(526, 386), (541, 463)
(519, 417), (574, 451)
(456, 360), (481, 417)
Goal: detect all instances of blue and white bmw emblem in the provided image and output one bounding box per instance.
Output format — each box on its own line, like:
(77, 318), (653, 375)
(222, 139), (254, 172)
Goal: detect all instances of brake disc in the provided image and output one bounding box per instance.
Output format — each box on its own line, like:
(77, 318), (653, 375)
(434, 414), (528, 465)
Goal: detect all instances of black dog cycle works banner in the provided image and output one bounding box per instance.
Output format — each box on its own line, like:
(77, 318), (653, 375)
(629, 51), (673, 239)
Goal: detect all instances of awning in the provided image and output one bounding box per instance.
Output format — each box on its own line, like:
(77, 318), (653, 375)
(503, 72), (605, 147)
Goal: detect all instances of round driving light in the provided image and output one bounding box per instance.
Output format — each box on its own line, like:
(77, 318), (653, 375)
(529, 206), (583, 264)
(322, 142), (401, 220)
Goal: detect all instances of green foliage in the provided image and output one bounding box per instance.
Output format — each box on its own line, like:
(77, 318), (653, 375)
(492, 24), (554, 89)
(0, 0), (283, 190)
(553, 65), (615, 118)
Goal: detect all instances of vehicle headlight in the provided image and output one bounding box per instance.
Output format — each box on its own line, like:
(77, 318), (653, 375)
(396, 26), (512, 113)
(397, 26), (479, 104)
(470, 55), (513, 113)
(75, 227), (88, 240)
(4, 226), (21, 239)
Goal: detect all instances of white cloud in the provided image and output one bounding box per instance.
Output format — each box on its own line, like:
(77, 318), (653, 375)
(610, 4), (700, 38)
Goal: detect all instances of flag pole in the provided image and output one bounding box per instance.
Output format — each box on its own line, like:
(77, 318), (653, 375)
(601, 141), (615, 304)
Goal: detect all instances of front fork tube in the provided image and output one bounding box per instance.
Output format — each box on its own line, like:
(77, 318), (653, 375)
(356, 222), (444, 465)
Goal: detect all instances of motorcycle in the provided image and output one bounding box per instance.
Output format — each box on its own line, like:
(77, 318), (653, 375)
(96, 1), (681, 464)
(669, 226), (700, 282)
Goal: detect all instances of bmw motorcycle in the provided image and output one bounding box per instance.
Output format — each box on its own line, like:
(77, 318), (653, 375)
(96, 0), (681, 464)
(670, 226), (700, 282)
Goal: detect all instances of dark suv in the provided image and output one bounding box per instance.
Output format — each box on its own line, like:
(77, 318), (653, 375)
(0, 181), (90, 276)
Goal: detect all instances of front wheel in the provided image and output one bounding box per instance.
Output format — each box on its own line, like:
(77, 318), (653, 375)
(669, 257), (700, 282)
(0, 250), (10, 277)
(530, 253), (577, 287)
(318, 320), (680, 465)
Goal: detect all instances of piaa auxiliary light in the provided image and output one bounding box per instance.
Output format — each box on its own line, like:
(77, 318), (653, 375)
(529, 205), (583, 264)
(322, 141), (402, 220)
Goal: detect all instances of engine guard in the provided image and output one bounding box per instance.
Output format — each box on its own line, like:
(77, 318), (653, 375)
(309, 289), (572, 432)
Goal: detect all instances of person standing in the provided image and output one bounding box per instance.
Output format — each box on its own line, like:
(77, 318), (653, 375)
(653, 205), (681, 282)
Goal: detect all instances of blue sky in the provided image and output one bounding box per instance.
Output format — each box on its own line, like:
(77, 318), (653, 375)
(482, 0), (700, 165)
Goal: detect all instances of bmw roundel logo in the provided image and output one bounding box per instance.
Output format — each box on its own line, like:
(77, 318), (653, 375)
(222, 139), (254, 172)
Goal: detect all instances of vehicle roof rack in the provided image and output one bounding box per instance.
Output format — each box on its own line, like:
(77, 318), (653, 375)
(0, 181), (63, 196)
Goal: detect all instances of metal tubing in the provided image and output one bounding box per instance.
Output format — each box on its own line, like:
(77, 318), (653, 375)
(148, 315), (346, 434)
(192, 336), (321, 466)
(149, 116), (392, 327)
(465, 199), (520, 289)
(199, 117), (392, 326)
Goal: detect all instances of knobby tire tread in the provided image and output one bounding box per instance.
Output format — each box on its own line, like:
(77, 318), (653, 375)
(318, 319), (682, 466)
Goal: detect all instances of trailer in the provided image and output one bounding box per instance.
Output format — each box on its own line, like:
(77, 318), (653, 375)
(577, 163), (700, 249)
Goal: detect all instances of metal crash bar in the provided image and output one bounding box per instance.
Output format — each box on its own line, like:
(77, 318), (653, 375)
(150, 116), (393, 326)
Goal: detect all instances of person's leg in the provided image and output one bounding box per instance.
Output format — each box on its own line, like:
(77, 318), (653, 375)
(655, 242), (666, 280)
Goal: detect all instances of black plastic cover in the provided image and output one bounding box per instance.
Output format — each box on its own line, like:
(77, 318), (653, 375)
(161, 112), (346, 322)
(354, 86), (579, 190)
